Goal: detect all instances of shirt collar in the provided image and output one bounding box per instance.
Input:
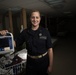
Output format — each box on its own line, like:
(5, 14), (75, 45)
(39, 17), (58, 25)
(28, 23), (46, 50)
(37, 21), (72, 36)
(27, 26), (42, 35)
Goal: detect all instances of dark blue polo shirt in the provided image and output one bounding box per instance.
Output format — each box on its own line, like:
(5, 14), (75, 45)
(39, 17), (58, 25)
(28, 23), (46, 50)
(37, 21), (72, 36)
(15, 26), (52, 56)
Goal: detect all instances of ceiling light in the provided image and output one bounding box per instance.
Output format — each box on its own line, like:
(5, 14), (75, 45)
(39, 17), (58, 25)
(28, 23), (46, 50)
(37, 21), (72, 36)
(42, 0), (65, 9)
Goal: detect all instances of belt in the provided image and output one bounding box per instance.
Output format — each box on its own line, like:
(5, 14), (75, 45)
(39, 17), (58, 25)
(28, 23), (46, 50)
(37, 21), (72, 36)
(27, 52), (48, 59)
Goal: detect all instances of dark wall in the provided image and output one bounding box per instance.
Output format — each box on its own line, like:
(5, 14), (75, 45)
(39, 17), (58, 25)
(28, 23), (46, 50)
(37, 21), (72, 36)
(47, 15), (76, 36)
(12, 14), (20, 39)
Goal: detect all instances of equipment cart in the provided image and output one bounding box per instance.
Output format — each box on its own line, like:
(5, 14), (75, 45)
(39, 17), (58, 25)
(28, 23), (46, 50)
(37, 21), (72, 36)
(0, 33), (27, 75)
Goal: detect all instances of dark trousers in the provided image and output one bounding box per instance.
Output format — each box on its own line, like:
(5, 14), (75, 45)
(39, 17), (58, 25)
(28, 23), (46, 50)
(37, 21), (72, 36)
(24, 54), (49, 75)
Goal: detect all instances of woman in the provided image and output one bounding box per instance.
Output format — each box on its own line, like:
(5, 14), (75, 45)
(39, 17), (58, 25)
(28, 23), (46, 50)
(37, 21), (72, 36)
(0, 10), (53, 75)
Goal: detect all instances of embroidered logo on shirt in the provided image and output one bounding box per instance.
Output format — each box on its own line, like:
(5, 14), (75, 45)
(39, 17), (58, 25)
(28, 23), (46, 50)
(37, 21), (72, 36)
(39, 33), (47, 39)
(39, 33), (42, 36)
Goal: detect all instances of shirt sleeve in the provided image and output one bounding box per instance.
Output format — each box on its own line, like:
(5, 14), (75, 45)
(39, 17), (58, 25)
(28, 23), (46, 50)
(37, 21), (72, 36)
(15, 30), (26, 47)
(46, 30), (52, 49)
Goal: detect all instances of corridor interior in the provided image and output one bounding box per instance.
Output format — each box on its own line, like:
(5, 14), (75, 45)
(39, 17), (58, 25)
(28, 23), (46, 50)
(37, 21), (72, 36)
(52, 32), (76, 75)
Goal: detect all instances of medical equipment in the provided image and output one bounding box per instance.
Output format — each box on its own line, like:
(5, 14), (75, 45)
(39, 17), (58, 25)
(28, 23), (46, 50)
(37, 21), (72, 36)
(0, 47), (27, 75)
(0, 33), (27, 75)
(0, 32), (14, 54)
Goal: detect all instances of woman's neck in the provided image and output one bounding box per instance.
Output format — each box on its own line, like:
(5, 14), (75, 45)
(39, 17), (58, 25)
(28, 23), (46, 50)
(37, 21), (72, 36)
(32, 25), (39, 30)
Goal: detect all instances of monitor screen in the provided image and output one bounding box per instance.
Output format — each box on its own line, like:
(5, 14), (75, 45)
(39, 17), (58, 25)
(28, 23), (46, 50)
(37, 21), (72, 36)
(0, 37), (13, 51)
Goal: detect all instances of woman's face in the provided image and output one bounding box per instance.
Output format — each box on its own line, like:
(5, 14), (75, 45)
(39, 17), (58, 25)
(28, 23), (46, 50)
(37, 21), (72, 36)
(30, 11), (41, 27)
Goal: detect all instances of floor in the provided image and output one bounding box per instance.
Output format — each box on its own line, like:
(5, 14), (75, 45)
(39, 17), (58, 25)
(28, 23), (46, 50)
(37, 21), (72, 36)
(51, 33), (76, 75)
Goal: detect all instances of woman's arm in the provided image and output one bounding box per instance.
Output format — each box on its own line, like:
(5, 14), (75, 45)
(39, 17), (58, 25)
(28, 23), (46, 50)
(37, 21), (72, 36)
(14, 40), (16, 47)
(48, 48), (53, 73)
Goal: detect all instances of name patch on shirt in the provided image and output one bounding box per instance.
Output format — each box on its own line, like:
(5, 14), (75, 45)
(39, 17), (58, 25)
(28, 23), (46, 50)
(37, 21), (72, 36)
(39, 36), (47, 39)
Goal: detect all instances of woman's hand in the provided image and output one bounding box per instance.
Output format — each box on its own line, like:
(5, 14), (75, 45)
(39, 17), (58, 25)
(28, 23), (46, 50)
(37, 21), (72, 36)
(0, 30), (8, 35)
(47, 65), (52, 74)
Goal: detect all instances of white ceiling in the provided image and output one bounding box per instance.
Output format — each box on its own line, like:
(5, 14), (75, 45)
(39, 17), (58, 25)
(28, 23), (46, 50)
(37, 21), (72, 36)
(0, 0), (76, 16)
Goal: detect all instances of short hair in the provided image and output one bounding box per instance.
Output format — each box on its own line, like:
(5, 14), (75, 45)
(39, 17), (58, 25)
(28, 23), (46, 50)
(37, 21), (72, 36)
(30, 10), (41, 17)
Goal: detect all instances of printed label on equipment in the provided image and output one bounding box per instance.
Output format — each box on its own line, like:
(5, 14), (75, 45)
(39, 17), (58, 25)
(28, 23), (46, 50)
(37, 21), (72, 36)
(4, 47), (10, 51)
